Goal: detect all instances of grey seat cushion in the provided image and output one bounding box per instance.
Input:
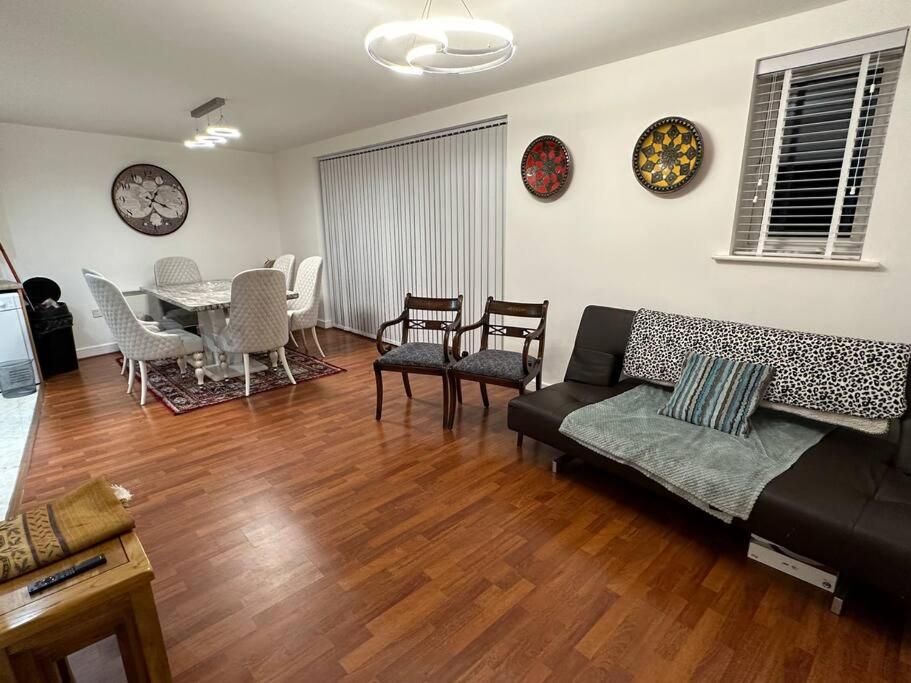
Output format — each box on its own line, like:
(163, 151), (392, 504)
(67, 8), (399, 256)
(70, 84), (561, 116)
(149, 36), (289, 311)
(377, 342), (448, 369)
(452, 349), (537, 381)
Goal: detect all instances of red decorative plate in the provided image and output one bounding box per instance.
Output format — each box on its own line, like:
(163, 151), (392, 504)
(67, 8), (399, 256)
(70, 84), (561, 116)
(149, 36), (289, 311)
(521, 136), (571, 199)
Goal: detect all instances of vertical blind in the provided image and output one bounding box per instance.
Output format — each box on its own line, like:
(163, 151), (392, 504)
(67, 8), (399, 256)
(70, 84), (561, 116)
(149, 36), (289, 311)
(733, 30), (906, 260)
(318, 118), (506, 346)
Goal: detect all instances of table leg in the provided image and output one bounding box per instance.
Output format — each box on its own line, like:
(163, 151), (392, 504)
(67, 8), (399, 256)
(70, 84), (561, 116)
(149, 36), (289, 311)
(127, 585), (172, 683)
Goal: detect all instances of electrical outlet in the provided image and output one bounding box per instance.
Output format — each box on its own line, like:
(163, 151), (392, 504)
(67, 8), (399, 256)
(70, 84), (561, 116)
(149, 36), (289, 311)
(92, 309), (103, 318)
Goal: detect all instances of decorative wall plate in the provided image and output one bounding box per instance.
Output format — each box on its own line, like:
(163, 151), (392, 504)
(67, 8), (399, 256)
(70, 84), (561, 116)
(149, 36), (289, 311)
(521, 135), (572, 199)
(112, 164), (188, 236)
(632, 117), (703, 193)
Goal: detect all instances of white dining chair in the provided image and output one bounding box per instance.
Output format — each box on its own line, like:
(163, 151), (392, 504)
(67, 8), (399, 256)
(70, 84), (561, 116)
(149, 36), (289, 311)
(213, 269), (296, 397)
(271, 254), (295, 290)
(84, 273), (206, 406)
(288, 256), (325, 357)
(82, 268), (173, 377)
(153, 256), (202, 329)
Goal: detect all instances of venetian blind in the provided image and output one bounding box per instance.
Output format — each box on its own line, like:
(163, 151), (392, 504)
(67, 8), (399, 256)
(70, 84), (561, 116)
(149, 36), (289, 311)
(732, 30), (906, 261)
(318, 118), (506, 345)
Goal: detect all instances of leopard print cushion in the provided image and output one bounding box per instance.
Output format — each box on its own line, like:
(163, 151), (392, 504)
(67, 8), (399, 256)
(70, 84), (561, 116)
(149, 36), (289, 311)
(622, 309), (911, 420)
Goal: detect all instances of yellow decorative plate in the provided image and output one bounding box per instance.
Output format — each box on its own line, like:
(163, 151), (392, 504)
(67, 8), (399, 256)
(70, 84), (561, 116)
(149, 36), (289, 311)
(632, 117), (704, 193)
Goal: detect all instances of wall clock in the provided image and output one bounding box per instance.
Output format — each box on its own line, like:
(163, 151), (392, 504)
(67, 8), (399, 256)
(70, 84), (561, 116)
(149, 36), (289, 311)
(521, 135), (572, 199)
(111, 164), (188, 236)
(632, 117), (703, 193)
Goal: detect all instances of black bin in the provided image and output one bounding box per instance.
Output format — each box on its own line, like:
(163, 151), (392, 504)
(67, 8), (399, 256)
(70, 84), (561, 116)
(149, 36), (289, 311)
(24, 277), (78, 378)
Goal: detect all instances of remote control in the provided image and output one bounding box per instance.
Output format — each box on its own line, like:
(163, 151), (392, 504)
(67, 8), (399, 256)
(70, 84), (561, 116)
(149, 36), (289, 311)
(27, 554), (107, 596)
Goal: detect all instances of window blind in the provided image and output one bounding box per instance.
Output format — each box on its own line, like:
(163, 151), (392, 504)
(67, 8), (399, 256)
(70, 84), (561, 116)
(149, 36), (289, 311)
(733, 30), (906, 261)
(318, 118), (506, 347)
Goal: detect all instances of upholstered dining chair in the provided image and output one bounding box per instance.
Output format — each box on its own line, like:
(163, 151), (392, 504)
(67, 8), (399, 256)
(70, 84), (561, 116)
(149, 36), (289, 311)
(213, 268), (296, 397)
(446, 297), (549, 438)
(81, 268), (176, 377)
(374, 294), (463, 427)
(287, 256), (325, 357)
(84, 273), (206, 406)
(271, 254), (296, 290)
(153, 256), (202, 329)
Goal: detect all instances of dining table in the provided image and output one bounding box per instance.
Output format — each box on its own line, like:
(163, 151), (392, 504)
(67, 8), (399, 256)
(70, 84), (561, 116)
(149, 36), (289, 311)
(140, 279), (298, 382)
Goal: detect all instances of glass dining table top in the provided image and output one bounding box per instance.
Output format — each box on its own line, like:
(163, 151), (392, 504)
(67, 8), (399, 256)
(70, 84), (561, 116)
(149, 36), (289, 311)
(141, 279), (298, 312)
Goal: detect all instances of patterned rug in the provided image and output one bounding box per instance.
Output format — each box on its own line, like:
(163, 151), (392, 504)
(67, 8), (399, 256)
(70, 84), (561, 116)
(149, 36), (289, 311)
(117, 347), (345, 414)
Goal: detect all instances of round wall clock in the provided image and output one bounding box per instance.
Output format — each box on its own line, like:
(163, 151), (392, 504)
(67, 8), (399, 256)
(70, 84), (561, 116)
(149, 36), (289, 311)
(632, 117), (704, 193)
(521, 135), (572, 199)
(111, 164), (188, 236)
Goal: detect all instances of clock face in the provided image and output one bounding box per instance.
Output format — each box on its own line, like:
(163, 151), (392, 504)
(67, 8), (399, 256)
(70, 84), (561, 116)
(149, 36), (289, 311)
(111, 164), (188, 236)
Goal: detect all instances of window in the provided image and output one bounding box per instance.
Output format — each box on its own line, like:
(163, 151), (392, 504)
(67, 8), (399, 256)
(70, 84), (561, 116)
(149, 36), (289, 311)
(732, 30), (906, 261)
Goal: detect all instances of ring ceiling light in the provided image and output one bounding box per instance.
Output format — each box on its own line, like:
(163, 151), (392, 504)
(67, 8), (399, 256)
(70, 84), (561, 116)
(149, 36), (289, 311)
(365, 3), (515, 76)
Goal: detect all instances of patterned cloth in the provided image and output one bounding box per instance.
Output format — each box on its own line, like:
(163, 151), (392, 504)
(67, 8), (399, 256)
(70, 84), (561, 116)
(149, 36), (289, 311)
(376, 342), (448, 368)
(622, 308), (911, 420)
(271, 254), (296, 289)
(559, 384), (832, 522)
(0, 479), (134, 582)
(452, 349), (537, 381)
(659, 353), (772, 436)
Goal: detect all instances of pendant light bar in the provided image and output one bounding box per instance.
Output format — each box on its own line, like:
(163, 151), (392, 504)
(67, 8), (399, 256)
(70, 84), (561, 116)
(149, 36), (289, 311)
(183, 98), (242, 150)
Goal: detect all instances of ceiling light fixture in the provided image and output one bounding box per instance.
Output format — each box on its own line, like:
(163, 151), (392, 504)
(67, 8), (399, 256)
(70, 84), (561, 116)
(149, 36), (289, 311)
(365, 1), (515, 76)
(183, 97), (242, 149)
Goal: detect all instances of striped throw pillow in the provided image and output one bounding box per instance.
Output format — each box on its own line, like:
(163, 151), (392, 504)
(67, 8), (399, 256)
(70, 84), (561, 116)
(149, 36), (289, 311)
(659, 354), (773, 436)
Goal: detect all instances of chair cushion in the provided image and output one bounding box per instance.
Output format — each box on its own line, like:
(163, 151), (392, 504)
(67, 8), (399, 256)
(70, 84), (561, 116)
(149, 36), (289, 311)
(452, 349), (537, 381)
(162, 329), (203, 354)
(377, 342), (448, 369)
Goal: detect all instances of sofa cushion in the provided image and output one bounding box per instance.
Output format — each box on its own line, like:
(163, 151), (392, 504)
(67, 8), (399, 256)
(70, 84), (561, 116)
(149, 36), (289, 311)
(743, 427), (894, 569)
(565, 348), (617, 386)
(452, 349), (537, 381)
(376, 342), (447, 369)
(659, 353), (772, 436)
(847, 469), (911, 598)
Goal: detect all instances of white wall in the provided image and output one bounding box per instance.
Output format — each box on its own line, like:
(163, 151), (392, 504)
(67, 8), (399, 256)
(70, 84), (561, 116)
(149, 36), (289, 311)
(0, 123), (282, 355)
(275, 0), (911, 385)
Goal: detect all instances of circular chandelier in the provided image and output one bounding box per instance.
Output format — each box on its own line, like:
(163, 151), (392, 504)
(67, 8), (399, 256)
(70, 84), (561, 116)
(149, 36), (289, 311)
(365, 1), (515, 76)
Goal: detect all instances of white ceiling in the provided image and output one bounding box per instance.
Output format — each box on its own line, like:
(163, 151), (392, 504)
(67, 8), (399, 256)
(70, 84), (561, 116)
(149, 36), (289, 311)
(0, 0), (843, 153)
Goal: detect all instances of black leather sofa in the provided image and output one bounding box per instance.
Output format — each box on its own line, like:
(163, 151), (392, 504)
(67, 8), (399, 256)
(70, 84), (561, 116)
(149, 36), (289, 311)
(508, 305), (911, 603)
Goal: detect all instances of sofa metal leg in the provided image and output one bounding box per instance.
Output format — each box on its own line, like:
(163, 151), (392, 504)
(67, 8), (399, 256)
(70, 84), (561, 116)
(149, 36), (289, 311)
(374, 367), (383, 420)
(830, 580), (848, 616)
(516, 432), (524, 448)
(552, 454), (571, 474)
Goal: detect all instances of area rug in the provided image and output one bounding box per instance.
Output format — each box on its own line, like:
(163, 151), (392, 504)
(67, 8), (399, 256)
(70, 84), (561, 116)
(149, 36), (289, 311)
(117, 348), (345, 414)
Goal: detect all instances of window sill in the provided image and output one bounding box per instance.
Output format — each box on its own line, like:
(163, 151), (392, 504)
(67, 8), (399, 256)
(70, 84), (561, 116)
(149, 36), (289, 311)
(712, 254), (882, 270)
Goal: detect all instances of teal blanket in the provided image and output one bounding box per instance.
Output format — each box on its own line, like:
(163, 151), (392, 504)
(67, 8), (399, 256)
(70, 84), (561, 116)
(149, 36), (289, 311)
(558, 384), (832, 522)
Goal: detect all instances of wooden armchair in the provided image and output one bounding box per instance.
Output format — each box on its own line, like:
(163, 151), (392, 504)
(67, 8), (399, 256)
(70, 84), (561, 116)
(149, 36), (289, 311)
(446, 297), (548, 438)
(374, 293), (463, 427)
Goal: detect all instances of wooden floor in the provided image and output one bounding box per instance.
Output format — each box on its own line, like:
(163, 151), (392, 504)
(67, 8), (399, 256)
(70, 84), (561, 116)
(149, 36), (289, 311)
(23, 329), (911, 682)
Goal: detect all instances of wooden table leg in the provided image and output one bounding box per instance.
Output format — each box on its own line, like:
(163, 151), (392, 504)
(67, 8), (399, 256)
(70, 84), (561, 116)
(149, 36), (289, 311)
(127, 585), (172, 683)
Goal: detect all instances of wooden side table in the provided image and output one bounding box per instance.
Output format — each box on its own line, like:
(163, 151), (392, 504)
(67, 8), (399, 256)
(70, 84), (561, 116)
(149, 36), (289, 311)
(0, 532), (171, 682)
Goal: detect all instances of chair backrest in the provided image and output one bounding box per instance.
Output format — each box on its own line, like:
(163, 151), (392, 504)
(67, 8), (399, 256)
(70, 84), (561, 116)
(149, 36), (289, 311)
(401, 293), (462, 344)
(83, 273), (180, 360)
(289, 256), (322, 315)
(154, 257), (202, 287)
(479, 297), (549, 350)
(271, 254), (296, 289)
(226, 269), (289, 353)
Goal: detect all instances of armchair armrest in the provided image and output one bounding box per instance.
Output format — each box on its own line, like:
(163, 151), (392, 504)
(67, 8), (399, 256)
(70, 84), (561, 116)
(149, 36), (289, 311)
(521, 321), (547, 376)
(442, 310), (463, 364)
(376, 312), (407, 355)
(451, 315), (486, 360)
